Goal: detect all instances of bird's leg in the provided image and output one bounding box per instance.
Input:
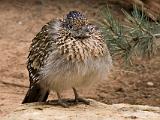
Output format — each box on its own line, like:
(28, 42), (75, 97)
(56, 92), (69, 108)
(72, 87), (90, 105)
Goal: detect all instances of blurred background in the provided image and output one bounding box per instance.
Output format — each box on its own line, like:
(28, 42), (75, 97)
(0, 0), (160, 117)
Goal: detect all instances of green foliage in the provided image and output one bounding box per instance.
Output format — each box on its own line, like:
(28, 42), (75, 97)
(100, 6), (160, 65)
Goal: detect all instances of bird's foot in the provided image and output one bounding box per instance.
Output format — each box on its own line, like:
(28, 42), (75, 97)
(47, 99), (69, 108)
(74, 97), (90, 105)
(57, 99), (69, 108)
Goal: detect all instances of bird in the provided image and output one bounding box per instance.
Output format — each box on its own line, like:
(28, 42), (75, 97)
(22, 10), (112, 107)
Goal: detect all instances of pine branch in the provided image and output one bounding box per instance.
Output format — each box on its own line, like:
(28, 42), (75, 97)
(100, 6), (160, 66)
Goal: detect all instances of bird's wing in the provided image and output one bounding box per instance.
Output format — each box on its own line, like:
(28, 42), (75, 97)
(27, 19), (62, 86)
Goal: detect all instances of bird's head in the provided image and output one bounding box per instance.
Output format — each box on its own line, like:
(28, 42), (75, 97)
(63, 11), (95, 39)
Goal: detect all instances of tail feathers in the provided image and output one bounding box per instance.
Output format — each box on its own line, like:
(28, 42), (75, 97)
(22, 84), (49, 104)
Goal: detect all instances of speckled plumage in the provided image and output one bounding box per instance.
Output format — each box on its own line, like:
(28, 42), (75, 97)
(22, 11), (112, 105)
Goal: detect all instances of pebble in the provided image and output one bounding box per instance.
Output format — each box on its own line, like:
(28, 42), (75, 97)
(18, 21), (22, 25)
(147, 82), (154, 86)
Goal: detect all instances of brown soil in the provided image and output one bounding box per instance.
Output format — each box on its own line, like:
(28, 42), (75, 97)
(0, 0), (160, 117)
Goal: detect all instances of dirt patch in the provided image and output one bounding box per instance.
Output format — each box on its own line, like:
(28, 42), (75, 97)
(2, 99), (160, 120)
(96, 55), (160, 106)
(0, 0), (160, 117)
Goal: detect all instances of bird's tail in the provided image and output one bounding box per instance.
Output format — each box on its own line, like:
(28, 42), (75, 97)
(22, 83), (49, 104)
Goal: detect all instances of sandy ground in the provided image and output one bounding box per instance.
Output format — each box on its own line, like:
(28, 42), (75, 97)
(2, 99), (160, 120)
(0, 0), (160, 117)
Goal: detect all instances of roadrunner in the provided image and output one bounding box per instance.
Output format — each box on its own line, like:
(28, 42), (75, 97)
(22, 11), (112, 107)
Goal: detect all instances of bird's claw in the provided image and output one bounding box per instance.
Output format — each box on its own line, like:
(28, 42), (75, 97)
(74, 97), (90, 105)
(47, 100), (69, 108)
(57, 100), (69, 108)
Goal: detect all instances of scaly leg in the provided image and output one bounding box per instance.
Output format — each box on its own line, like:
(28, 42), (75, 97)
(72, 87), (90, 105)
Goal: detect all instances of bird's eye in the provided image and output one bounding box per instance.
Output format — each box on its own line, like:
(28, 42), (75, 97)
(68, 25), (73, 29)
(86, 26), (94, 33)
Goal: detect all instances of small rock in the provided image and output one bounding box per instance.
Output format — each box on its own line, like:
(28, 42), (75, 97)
(147, 82), (154, 86)
(17, 21), (22, 25)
